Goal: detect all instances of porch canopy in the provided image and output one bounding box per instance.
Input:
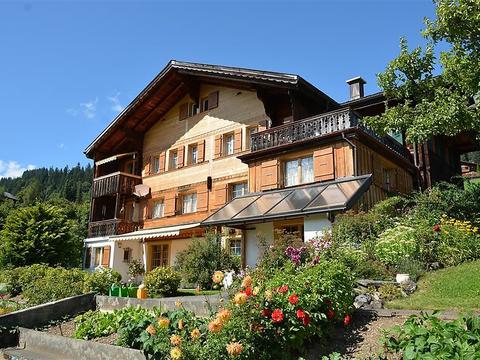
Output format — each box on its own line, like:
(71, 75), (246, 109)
(202, 175), (372, 227)
(110, 223), (201, 241)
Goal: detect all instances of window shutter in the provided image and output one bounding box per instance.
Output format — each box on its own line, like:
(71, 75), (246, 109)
(164, 192), (176, 217)
(197, 185), (209, 211)
(101, 246), (111, 267)
(234, 128), (242, 153)
(214, 183), (228, 207)
(208, 91), (219, 110)
(260, 159), (279, 190)
(179, 103), (189, 120)
(313, 147), (335, 181)
(145, 156), (151, 175)
(197, 140), (205, 162)
(177, 147), (184, 168)
(214, 135), (222, 158)
(159, 151), (166, 172)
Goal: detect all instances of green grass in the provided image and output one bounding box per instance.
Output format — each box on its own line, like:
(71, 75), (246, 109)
(386, 260), (480, 311)
(176, 289), (221, 297)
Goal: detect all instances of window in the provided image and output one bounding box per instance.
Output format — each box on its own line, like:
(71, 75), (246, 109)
(125, 160), (136, 175)
(170, 151), (178, 170)
(189, 145), (198, 165)
(152, 156), (160, 173)
(182, 193), (197, 214)
(201, 97), (209, 112)
(93, 247), (102, 267)
(123, 248), (132, 263)
(229, 239), (242, 256)
(151, 244), (169, 268)
(232, 183), (247, 199)
(224, 133), (234, 156)
(246, 126), (258, 150)
(284, 156), (314, 187)
(152, 200), (164, 219)
(84, 247), (92, 268)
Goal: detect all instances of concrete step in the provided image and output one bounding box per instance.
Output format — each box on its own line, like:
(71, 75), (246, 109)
(2, 347), (68, 360)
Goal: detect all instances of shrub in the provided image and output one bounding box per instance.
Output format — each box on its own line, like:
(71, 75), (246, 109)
(332, 211), (390, 247)
(370, 195), (411, 219)
(83, 268), (121, 295)
(0, 268), (23, 296)
(394, 258), (425, 281)
(144, 267), (181, 297)
(375, 226), (418, 266)
(378, 283), (402, 301)
(128, 260), (145, 280)
(175, 231), (239, 289)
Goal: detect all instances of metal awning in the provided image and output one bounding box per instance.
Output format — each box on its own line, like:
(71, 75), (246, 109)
(96, 152), (137, 166)
(201, 175), (372, 227)
(110, 223), (201, 241)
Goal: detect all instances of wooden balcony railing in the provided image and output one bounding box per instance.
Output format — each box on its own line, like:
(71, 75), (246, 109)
(249, 109), (411, 161)
(88, 219), (141, 238)
(92, 172), (142, 198)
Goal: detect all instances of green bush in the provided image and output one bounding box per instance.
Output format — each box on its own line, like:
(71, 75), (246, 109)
(144, 267), (181, 297)
(83, 268), (121, 295)
(0, 268), (22, 296)
(394, 258), (425, 281)
(370, 195), (411, 219)
(375, 226), (418, 266)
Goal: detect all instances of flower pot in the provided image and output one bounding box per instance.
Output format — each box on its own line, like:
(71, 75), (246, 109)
(396, 273), (410, 284)
(119, 286), (129, 297)
(137, 287), (148, 299)
(128, 286), (138, 298)
(109, 284), (120, 297)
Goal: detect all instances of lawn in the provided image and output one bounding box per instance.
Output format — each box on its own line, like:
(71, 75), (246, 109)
(386, 260), (480, 311)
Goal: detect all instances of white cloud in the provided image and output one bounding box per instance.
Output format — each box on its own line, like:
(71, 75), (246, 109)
(107, 92), (124, 113)
(0, 160), (35, 179)
(80, 97), (99, 119)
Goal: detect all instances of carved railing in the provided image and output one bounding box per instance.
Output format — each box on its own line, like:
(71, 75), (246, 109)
(250, 109), (411, 161)
(88, 219), (141, 238)
(92, 172), (142, 198)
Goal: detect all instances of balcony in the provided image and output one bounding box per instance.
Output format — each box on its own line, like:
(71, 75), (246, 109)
(249, 109), (411, 161)
(88, 219), (141, 238)
(92, 172), (142, 198)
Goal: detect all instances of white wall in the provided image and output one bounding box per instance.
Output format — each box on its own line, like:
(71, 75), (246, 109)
(111, 240), (143, 281)
(245, 222), (274, 268)
(170, 238), (194, 265)
(304, 214), (332, 242)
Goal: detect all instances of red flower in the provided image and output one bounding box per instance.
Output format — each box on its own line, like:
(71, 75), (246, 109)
(302, 314), (311, 326)
(343, 314), (351, 326)
(245, 287), (252, 296)
(433, 224), (441, 232)
(327, 309), (335, 320)
(278, 285), (289, 294)
(261, 308), (271, 318)
(296, 309), (305, 319)
(288, 294), (299, 305)
(271, 309), (284, 323)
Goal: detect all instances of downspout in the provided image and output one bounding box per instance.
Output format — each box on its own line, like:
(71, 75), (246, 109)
(341, 132), (358, 176)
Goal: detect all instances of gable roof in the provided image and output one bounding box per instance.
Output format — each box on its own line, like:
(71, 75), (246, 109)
(84, 60), (338, 159)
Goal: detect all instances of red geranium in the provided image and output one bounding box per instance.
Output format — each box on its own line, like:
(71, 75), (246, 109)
(271, 309), (284, 323)
(288, 294), (299, 305)
(245, 287), (252, 296)
(261, 308), (271, 318)
(278, 285), (289, 294)
(302, 314), (311, 326)
(296, 309), (305, 319)
(433, 224), (441, 232)
(327, 309), (335, 320)
(343, 314), (351, 326)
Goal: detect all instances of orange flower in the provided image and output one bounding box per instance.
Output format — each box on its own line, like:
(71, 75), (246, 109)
(170, 334), (182, 346)
(241, 275), (252, 288)
(208, 319), (223, 333)
(191, 328), (201, 340)
(216, 309), (232, 323)
(212, 271), (224, 284)
(226, 341), (243, 357)
(178, 319), (185, 330)
(146, 324), (156, 335)
(157, 317), (170, 329)
(234, 292), (248, 305)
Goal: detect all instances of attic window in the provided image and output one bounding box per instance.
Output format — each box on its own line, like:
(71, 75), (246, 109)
(201, 91), (219, 112)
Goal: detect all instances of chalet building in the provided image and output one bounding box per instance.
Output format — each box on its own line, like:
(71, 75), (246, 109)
(83, 61), (417, 279)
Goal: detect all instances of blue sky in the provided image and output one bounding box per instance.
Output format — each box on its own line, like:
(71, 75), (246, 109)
(0, 0), (435, 177)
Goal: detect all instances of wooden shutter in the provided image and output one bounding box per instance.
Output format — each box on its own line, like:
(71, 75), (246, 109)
(197, 140), (205, 163)
(177, 147), (184, 168)
(214, 183), (228, 207)
(164, 192), (177, 217)
(234, 128), (242, 153)
(208, 91), (219, 110)
(197, 185), (209, 212)
(101, 246), (111, 267)
(260, 159), (279, 191)
(179, 103), (188, 120)
(145, 156), (151, 175)
(313, 147), (335, 181)
(159, 151), (166, 173)
(214, 135), (222, 158)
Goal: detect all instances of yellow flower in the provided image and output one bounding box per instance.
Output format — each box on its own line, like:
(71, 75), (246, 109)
(216, 309), (232, 323)
(226, 342), (243, 357)
(264, 290), (273, 301)
(234, 292), (248, 305)
(170, 347), (182, 360)
(212, 271), (224, 284)
(178, 319), (185, 330)
(191, 328), (201, 340)
(157, 317), (170, 329)
(170, 334), (182, 346)
(241, 275), (252, 288)
(175, 301), (182, 308)
(208, 319), (223, 333)
(252, 286), (260, 296)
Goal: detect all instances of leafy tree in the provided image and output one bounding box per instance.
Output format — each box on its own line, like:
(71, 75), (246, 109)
(364, 0), (480, 144)
(0, 203), (83, 268)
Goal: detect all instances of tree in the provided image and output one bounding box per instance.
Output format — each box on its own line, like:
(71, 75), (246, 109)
(364, 0), (480, 144)
(0, 203), (83, 268)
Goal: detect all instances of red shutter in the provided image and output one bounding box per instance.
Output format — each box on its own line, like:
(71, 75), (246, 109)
(313, 147), (335, 181)
(260, 159), (279, 190)
(208, 91), (219, 109)
(101, 246), (111, 267)
(197, 185), (209, 212)
(164, 192), (176, 217)
(214, 184), (228, 207)
(234, 128), (242, 153)
(197, 140), (205, 163)
(177, 147), (184, 168)
(214, 135), (222, 158)
(159, 151), (166, 173)
(179, 103), (188, 120)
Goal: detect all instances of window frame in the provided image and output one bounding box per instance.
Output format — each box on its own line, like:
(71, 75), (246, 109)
(224, 133), (234, 156)
(283, 156), (314, 187)
(229, 238), (242, 257)
(123, 247), (132, 263)
(231, 182), (248, 199)
(152, 156), (160, 174)
(152, 199), (165, 219)
(189, 144), (198, 165)
(151, 244), (169, 269)
(170, 150), (178, 170)
(182, 192), (197, 214)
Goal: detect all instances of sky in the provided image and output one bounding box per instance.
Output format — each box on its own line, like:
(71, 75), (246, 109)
(0, 0), (436, 178)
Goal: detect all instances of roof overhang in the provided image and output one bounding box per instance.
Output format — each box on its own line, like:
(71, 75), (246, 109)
(96, 152), (137, 166)
(110, 222), (201, 241)
(201, 175), (372, 228)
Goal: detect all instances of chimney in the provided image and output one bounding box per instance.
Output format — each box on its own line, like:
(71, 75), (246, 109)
(346, 76), (366, 100)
